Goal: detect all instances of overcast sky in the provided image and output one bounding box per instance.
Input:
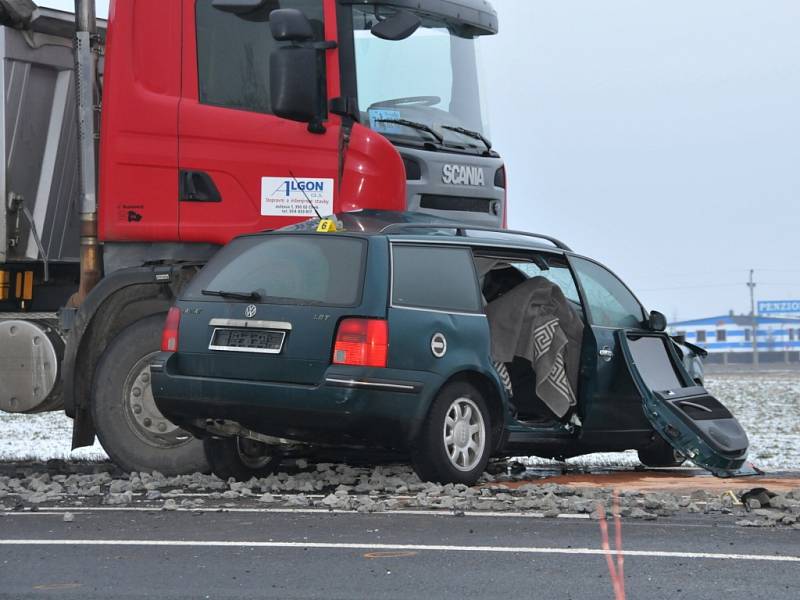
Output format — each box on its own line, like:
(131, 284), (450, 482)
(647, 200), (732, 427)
(40, 0), (799, 321)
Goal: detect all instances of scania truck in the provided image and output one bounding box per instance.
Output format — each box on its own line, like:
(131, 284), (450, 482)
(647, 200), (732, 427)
(0, 0), (504, 473)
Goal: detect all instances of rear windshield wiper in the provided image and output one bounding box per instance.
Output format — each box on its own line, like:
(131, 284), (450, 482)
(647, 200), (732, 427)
(201, 289), (262, 301)
(376, 118), (444, 144)
(441, 125), (492, 153)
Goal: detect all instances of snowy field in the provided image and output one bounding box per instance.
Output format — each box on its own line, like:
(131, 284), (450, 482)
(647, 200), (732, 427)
(1, 372), (798, 470)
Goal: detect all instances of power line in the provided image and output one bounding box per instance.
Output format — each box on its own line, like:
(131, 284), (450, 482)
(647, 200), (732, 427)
(637, 281), (797, 292)
(757, 282), (799, 287)
(632, 268), (800, 282)
(638, 283), (741, 292)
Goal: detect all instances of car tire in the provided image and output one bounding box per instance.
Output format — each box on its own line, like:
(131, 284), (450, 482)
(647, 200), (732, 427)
(91, 314), (209, 475)
(204, 437), (284, 481)
(412, 381), (492, 485)
(638, 436), (687, 468)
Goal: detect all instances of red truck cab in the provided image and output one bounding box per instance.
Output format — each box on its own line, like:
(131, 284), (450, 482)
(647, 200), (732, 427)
(100, 0), (504, 250)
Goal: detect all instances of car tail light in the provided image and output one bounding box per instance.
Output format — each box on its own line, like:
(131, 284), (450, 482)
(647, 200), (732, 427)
(333, 318), (388, 368)
(161, 307), (181, 352)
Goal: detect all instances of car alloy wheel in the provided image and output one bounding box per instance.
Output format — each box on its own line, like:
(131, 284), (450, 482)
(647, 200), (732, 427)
(443, 396), (486, 472)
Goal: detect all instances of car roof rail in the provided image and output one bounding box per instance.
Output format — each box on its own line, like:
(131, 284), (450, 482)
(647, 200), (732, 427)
(380, 223), (573, 252)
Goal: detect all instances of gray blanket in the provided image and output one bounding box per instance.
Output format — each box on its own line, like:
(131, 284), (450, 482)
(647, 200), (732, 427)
(486, 276), (584, 418)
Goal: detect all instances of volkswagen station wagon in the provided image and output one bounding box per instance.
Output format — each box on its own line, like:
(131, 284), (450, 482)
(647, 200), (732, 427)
(151, 211), (748, 484)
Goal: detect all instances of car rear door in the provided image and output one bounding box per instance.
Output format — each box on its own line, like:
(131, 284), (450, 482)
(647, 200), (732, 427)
(387, 242), (491, 381)
(618, 331), (749, 475)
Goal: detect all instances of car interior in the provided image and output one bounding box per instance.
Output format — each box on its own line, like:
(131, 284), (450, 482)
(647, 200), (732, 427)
(473, 251), (586, 426)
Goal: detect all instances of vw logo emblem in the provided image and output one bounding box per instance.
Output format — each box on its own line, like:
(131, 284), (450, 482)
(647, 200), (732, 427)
(245, 304), (257, 319)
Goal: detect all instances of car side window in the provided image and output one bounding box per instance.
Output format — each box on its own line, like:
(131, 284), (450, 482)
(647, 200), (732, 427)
(571, 257), (645, 328)
(513, 258), (582, 305)
(392, 245), (482, 313)
(195, 0), (324, 114)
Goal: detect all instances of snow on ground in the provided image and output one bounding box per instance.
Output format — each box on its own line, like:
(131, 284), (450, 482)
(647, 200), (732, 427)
(705, 372), (800, 468)
(0, 409), (107, 462)
(1, 372), (798, 469)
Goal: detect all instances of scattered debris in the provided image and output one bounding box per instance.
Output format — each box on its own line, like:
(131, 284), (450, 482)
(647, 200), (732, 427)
(1, 461), (799, 528)
(741, 487), (777, 510)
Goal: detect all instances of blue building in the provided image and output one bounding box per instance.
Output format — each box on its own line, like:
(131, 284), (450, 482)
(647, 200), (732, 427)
(668, 314), (800, 364)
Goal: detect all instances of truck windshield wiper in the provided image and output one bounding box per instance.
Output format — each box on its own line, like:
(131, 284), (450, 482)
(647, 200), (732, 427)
(441, 125), (492, 153)
(201, 289), (262, 301)
(376, 118), (444, 144)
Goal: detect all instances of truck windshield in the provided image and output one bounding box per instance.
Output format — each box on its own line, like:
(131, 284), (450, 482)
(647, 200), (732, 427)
(352, 6), (491, 154)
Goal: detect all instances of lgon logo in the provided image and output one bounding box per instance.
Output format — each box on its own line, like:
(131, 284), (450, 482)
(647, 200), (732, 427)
(273, 180), (326, 197)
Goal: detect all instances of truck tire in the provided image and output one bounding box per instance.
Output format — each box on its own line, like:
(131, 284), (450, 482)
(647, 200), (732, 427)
(91, 314), (209, 475)
(204, 437), (283, 481)
(412, 381), (492, 485)
(638, 436), (687, 468)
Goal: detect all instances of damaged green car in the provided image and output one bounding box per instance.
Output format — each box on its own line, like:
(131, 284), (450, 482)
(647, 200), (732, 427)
(151, 211), (749, 484)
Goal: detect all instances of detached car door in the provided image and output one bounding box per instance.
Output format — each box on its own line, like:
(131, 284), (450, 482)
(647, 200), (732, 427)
(618, 332), (749, 475)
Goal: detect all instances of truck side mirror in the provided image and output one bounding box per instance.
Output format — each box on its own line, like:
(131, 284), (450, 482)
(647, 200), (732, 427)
(370, 10), (421, 41)
(270, 47), (320, 126)
(269, 9), (326, 132)
(648, 310), (668, 332)
(269, 8), (314, 42)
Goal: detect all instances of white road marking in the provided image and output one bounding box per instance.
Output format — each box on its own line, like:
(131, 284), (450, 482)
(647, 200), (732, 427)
(0, 539), (797, 562)
(0, 512), (63, 517)
(4, 506), (569, 519)
(1, 507), (745, 530)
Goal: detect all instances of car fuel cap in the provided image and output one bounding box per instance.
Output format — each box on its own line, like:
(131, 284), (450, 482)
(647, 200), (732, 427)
(431, 333), (447, 358)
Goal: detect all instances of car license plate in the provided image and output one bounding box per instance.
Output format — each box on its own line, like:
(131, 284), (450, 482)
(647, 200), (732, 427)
(209, 328), (286, 354)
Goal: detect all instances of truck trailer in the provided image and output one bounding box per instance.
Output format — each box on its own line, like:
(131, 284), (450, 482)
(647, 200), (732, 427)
(0, 0), (505, 473)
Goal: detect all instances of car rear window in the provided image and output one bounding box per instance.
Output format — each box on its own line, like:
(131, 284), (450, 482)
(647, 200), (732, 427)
(185, 235), (366, 306)
(392, 244), (482, 313)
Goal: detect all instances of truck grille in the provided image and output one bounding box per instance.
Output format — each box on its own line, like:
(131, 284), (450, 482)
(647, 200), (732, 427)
(419, 195), (494, 214)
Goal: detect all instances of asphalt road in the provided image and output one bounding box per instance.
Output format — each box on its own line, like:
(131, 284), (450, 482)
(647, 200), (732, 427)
(1, 507), (798, 599)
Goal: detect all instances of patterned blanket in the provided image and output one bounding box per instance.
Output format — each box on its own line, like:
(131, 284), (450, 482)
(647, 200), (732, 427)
(486, 276), (584, 418)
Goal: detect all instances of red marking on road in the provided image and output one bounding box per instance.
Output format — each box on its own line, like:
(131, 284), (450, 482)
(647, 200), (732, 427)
(492, 471), (800, 493)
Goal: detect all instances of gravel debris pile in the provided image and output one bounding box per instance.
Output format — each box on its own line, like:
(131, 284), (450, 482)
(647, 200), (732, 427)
(2, 462), (799, 528)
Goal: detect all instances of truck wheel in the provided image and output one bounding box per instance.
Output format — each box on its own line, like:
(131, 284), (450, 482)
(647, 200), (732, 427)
(91, 315), (209, 475)
(412, 382), (491, 485)
(204, 437), (283, 481)
(638, 436), (687, 468)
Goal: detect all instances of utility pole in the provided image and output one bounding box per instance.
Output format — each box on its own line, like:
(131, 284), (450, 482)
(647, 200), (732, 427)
(748, 269), (759, 368)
